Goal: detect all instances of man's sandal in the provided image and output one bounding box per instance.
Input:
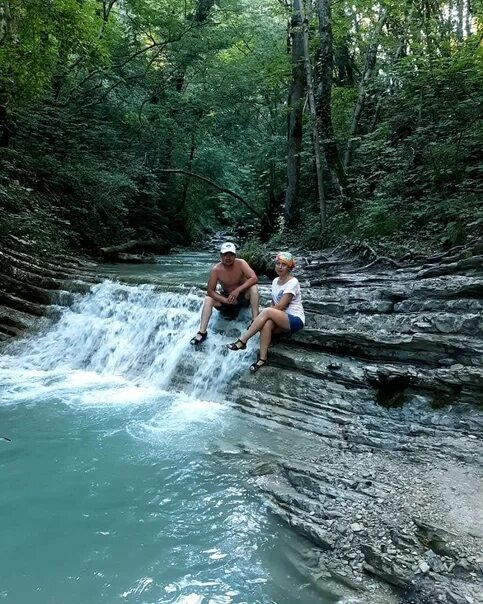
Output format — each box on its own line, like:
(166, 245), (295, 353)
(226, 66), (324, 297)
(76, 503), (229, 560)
(226, 339), (247, 351)
(250, 358), (268, 373)
(190, 331), (207, 345)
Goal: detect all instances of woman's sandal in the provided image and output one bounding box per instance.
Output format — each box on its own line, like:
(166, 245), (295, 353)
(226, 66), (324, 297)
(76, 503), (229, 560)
(226, 339), (247, 351)
(249, 358), (268, 373)
(190, 331), (208, 345)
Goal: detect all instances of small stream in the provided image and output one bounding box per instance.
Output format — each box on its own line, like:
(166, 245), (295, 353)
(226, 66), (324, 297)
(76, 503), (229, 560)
(0, 253), (341, 604)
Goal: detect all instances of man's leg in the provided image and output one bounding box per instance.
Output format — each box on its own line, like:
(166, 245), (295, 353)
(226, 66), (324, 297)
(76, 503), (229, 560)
(199, 296), (220, 333)
(246, 285), (259, 320)
(192, 296), (221, 344)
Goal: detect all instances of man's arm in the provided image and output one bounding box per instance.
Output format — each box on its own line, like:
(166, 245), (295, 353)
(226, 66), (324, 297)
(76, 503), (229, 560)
(207, 266), (229, 304)
(226, 260), (258, 303)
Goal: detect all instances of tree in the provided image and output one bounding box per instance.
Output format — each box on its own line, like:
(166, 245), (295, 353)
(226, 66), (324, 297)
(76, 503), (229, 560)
(315, 0), (345, 195)
(284, 0), (305, 227)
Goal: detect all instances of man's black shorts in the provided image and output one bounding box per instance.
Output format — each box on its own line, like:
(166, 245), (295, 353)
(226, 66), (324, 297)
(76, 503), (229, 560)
(218, 291), (250, 320)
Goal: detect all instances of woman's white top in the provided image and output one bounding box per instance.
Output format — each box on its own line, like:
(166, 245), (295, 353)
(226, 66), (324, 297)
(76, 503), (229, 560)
(271, 276), (305, 324)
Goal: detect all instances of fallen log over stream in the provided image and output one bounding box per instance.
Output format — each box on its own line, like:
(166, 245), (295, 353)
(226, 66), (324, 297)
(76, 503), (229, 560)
(99, 239), (171, 262)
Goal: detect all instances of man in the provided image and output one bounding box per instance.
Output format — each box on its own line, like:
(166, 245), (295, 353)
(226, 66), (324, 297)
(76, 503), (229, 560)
(190, 242), (259, 345)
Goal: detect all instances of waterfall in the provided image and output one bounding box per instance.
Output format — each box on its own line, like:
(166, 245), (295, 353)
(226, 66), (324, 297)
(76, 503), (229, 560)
(0, 277), (345, 604)
(0, 281), (256, 403)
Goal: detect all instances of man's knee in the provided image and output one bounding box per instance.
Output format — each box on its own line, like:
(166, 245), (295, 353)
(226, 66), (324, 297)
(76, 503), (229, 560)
(247, 285), (259, 299)
(205, 295), (221, 308)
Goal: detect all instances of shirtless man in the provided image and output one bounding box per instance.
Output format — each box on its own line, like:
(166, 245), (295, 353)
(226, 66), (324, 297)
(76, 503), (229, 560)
(190, 242), (259, 345)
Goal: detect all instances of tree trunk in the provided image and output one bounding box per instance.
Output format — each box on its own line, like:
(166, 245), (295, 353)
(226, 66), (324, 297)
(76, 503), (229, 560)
(334, 41), (354, 87)
(299, 1), (326, 227)
(0, 0), (12, 46)
(283, 1), (305, 228)
(0, 105), (14, 147)
(447, 0), (454, 35)
(465, 0), (472, 36)
(99, 0), (119, 39)
(0, 2), (14, 146)
(195, 0), (215, 22)
(159, 0), (212, 201)
(343, 10), (387, 170)
(260, 162), (281, 242)
(370, 9), (411, 133)
(179, 133), (196, 212)
(161, 169), (265, 220)
(457, 0), (464, 40)
(315, 0), (345, 196)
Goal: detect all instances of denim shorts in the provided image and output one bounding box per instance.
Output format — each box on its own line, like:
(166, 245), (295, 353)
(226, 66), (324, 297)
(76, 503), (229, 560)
(287, 314), (304, 333)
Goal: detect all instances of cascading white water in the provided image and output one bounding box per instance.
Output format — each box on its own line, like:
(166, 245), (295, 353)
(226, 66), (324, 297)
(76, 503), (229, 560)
(0, 280), (256, 401)
(0, 276), (344, 604)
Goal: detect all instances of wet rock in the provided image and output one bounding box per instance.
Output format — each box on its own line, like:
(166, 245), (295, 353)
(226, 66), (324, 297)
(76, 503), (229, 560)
(0, 245), (99, 345)
(414, 520), (460, 558)
(227, 243), (483, 603)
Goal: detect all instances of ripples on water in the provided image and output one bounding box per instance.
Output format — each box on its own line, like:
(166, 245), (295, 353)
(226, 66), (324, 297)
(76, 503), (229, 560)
(0, 280), (342, 603)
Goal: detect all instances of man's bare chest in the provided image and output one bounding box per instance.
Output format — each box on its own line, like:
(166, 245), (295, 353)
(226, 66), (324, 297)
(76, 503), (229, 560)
(217, 267), (245, 291)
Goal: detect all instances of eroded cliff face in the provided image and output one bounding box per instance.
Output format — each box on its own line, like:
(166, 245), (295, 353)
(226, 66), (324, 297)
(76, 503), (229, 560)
(228, 243), (483, 604)
(0, 244), (99, 341)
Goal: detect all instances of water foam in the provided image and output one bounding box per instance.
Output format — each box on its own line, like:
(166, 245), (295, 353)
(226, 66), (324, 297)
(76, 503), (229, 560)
(0, 281), (256, 405)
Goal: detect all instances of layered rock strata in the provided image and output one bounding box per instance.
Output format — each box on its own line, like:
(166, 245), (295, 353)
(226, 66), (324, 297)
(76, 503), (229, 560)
(1, 238), (481, 603)
(0, 243), (99, 341)
(229, 243), (483, 604)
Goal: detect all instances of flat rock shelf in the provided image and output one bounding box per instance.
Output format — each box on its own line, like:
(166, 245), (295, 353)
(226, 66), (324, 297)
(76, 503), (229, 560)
(227, 242), (483, 604)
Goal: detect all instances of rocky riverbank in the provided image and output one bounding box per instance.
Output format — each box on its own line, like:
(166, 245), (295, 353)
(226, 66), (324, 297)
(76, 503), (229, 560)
(227, 241), (483, 604)
(0, 240), (99, 341)
(1, 237), (481, 603)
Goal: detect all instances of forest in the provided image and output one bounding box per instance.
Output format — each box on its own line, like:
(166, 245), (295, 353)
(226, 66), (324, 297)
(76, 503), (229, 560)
(0, 0), (481, 258)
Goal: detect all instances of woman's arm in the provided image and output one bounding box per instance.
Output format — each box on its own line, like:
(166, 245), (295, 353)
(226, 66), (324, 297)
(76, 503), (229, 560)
(272, 292), (293, 311)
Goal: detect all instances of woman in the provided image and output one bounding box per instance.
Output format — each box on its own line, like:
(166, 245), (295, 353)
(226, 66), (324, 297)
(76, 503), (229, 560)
(227, 252), (305, 372)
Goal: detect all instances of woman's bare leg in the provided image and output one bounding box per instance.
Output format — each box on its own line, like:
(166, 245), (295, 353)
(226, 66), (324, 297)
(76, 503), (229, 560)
(260, 323), (285, 359)
(259, 320), (273, 359)
(239, 308), (290, 344)
(247, 285), (260, 320)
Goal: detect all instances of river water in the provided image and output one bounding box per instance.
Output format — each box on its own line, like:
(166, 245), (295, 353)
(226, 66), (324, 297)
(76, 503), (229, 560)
(0, 253), (342, 604)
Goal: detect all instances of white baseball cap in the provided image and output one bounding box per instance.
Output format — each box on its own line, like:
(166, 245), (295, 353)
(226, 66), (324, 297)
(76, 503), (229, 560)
(220, 242), (236, 254)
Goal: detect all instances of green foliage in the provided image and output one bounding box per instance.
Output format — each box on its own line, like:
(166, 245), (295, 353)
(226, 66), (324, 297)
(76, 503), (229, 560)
(0, 159), (72, 253)
(0, 0), (481, 258)
(238, 239), (272, 276)
(0, 0), (107, 107)
(319, 7), (483, 251)
(355, 197), (402, 238)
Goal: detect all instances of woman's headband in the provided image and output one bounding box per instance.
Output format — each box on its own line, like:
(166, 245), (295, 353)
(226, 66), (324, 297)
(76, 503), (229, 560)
(276, 252), (295, 269)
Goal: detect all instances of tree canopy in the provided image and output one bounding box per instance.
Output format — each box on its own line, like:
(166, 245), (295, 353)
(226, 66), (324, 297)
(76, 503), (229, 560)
(0, 0), (481, 255)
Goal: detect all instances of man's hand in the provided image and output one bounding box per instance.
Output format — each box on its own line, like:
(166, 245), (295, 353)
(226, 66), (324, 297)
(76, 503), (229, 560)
(227, 289), (240, 304)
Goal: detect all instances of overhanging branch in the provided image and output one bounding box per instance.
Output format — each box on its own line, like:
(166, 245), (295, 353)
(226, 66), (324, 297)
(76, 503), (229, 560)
(161, 169), (265, 221)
